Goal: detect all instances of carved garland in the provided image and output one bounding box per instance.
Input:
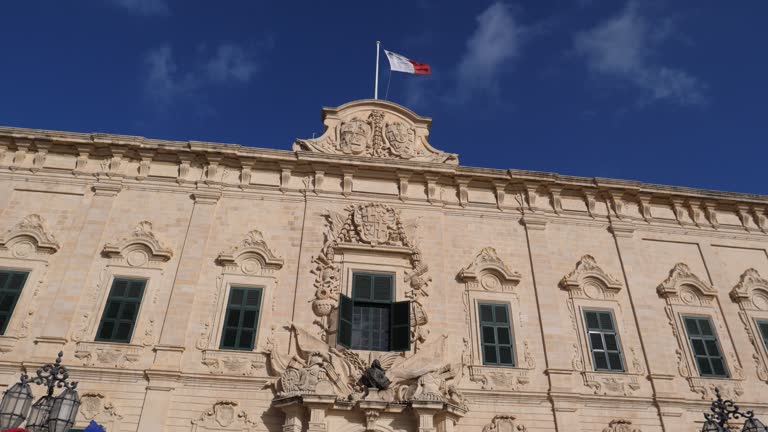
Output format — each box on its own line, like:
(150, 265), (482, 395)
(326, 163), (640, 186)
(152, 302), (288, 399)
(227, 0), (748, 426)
(657, 263), (744, 399)
(310, 203), (431, 344)
(560, 255), (645, 396)
(729, 268), (768, 382)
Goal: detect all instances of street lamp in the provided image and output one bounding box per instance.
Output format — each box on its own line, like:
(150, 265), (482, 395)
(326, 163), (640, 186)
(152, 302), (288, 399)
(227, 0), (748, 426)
(0, 352), (80, 432)
(702, 387), (767, 432)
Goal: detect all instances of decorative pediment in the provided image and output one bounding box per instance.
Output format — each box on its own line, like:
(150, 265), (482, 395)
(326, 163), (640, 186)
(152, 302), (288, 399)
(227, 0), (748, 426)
(191, 401), (259, 432)
(102, 221), (173, 265)
(730, 268), (768, 310)
(0, 214), (60, 256)
(603, 419), (641, 432)
(458, 247), (522, 292)
(482, 415), (526, 432)
(216, 229), (284, 275)
(559, 255), (623, 298)
(293, 99), (458, 164)
(656, 263), (716, 300)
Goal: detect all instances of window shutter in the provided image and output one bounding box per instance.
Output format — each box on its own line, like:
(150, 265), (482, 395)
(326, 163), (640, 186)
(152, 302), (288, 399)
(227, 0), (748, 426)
(338, 294), (353, 348)
(390, 300), (411, 352)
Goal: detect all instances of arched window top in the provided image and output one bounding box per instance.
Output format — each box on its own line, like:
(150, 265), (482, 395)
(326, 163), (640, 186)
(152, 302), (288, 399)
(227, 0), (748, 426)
(656, 262), (715, 301)
(730, 268), (768, 311)
(560, 255), (623, 299)
(458, 247), (522, 292)
(102, 221), (173, 266)
(216, 229), (283, 276)
(0, 214), (60, 257)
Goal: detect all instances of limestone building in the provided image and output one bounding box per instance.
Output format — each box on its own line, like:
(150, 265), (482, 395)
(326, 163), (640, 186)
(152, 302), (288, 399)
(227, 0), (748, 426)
(0, 99), (767, 432)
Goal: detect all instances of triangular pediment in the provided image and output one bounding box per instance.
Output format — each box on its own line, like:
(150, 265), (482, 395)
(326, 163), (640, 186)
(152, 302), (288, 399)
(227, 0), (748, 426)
(293, 99), (458, 164)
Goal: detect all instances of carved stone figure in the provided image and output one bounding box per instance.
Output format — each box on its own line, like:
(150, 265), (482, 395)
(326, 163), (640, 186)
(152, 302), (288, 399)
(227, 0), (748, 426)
(361, 359), (391, 390)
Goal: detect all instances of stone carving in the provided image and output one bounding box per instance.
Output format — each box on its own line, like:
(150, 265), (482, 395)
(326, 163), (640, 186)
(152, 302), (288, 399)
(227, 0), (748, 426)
(458, 247), (522, 292)
(191, 401), (259, 432)
(294, 100), (458, 164)
(216, 229), (284, 275)
(201, 350), (267, 376)
(583, 373), (641, 396)
(264, 325), (466, 409)
(688, 379), (744, 400)
(656, 263), (715, 301)
(0, 214), (60, 256)
(361, 360), (391, 390)
(102, 221), (173, 265)
(482, 415), (527, 432)
(560, 255), (622, 297)
(74, 342), (141, 368)
(78, 392), (122, 430)
(310, 203), (431, 344)
(730, 268), (768, 310)
(602, 419), (641, 432)
(469, 365), (530, 391)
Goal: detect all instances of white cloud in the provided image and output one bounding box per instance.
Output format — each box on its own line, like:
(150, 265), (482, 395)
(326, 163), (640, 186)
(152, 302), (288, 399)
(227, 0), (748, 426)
(144, 42), (261, 109)
(453, 2), (523, 101)
(107, 0), (169, 15)
(574, 2), (705, 106)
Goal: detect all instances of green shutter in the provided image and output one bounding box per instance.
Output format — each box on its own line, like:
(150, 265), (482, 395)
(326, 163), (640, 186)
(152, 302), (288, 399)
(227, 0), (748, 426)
(338, 294), (353, 348)
(390, 300), (411, 352)
(96, 278), (146, 343)
(683, 316), (728, 378)
(0, 270), (29, 335)
(219, 287), (263, 351)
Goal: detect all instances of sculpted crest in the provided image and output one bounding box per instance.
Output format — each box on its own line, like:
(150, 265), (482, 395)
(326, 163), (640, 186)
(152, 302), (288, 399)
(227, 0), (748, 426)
(293, 99), (459, 164)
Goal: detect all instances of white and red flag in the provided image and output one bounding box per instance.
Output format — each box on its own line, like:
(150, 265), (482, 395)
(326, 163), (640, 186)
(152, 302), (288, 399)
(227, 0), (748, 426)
(384, 50), (431, 75)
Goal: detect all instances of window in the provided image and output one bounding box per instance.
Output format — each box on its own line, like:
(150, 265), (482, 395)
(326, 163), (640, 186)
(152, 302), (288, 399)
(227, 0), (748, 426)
(95, 278), (146, 343)
(0, 270), (28, 335)
(478, 303), (515, 366)
(219, 286), (263, 350)
(683, 316), (728, 378)
(584, 310), (624, 372)
(338, 272), (410, 352)
(759, 320), (768, 352)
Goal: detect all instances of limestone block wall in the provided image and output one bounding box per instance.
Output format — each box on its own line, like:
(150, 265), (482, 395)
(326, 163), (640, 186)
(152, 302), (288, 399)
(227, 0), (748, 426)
(0, 120), (766, 432)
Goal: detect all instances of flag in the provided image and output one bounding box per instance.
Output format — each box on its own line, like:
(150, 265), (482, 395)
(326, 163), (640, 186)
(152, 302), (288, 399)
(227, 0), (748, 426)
(84, 420), (106, 432)
(384, 50), (431, 75)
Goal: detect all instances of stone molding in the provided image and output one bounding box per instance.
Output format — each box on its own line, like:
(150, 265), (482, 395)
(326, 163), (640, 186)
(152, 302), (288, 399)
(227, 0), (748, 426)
(102, 221), (173, 266)
(458, 247), (522, 292)
(216, 229), (284, 276)
(656, 263), (716, 301)
(559, 255), (623, 298)
(730, 269), (768, 383)
(0, 214), (60, 257)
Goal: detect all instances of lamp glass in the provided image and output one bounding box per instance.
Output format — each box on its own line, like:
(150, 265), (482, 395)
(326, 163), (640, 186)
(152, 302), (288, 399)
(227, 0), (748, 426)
(0, 381), (33, 429)
(702, 420), (726, 432)
(743, 418), (768, 432)
(26, 395), (54, 432)
(47, 388), (80, 432)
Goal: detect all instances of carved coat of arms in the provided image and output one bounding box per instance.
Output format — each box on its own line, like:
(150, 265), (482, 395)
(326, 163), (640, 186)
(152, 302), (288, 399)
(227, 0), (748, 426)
(353, 203), (397, 246)
(339, 118), (371, 155)
(384, 121), (417, 158)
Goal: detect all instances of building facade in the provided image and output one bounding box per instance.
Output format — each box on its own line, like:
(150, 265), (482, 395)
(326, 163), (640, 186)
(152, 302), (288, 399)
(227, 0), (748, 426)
(0, 100), (767, 432)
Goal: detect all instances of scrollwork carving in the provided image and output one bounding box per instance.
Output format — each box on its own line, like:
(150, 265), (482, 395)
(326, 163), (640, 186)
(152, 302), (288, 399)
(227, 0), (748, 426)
(216, 229), (284, 276)
(102, 221), (173, 265)
(458, 247), (522, 292)
(0, 214), (60, 256)
(482, 415), (527, 432)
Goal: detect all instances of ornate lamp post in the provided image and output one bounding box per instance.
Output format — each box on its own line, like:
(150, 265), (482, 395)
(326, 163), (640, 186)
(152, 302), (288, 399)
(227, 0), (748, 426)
(0, 352), (80, 432)
(701, 388), (767, 432)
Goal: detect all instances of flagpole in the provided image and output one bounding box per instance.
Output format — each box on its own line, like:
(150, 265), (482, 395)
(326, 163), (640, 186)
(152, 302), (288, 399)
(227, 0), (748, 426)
(374, 41), (380, 99)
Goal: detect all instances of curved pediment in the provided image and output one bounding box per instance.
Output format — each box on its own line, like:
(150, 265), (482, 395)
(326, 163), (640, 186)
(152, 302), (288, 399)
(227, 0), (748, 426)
(0, 214), (60, 257)
(656, 263), (715, 300)
(293, 99), (458, 164)
(102, 221), (173, 265)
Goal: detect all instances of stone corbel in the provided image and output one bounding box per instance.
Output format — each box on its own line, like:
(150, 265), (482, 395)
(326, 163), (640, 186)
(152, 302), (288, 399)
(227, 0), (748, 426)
(397, 171), (411, 201)
(752, 205), (768, 234)
(31, 140), (52, 173)
(0, 137), (10, 168)
(73, 143), (93, 175)
(736, 204), (753, 232)
(605, 190), (625, 220)
(492, 180), (507, 211)
(313, 163), (327, 194)
(455, 177), (470, 208)
(239, 158), (255, 187)
(204, 154), (223, 185)
(136, 149), (154, 180)
(10, 138), (32, 171)
(638, 193), (653, 223)
(703, 201), (719, 229)
(104, 147), (127, 178)
(279, 162), (294, 192)
(523, 182), (540, 213)
(341, 167), (356, 197)
(424, 173), (440, 205)
(548, 185), (563, 215)
(583, 189), (597, 218)
(177, 153), (195, 184)
(670, 197), (688, 226)
(687, 199), (704, 228)
(193, 189), (221, 205)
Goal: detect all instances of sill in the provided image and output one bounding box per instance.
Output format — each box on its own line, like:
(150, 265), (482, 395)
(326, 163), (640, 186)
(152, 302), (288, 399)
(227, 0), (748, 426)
(468, 364), (530, 391)
(201, 349), (267, 376)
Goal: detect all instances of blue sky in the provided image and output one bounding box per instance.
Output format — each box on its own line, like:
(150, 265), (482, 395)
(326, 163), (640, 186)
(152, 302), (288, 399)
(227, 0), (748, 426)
(1, 1), (766, 194)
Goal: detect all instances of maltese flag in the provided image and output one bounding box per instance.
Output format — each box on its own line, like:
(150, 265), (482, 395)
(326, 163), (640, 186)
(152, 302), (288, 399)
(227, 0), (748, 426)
(384, 50), (431, 75)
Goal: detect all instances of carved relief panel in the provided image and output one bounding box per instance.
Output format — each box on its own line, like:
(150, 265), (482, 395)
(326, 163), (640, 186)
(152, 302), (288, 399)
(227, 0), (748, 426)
(657, 263), (744, 399)
(196, 229), (282, 376)
(0, 214), (60, 352)
(729, 268), (768, 383)
(560, 255), (647, 396)
(72, 221), (173, 368)
(458, 248), (534, 391)
(191, 401), (260, 432)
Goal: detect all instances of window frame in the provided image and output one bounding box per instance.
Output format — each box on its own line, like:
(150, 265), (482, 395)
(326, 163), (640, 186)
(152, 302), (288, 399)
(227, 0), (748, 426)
(0, 269), (29, 335)
(94, 277), (147, 344)
(349, 271), (395, 352)
(582, 308), (625, 372)
(682, 314), (730, 378)
(218, 285), (264, 351)
(477, 301), (516, 367)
